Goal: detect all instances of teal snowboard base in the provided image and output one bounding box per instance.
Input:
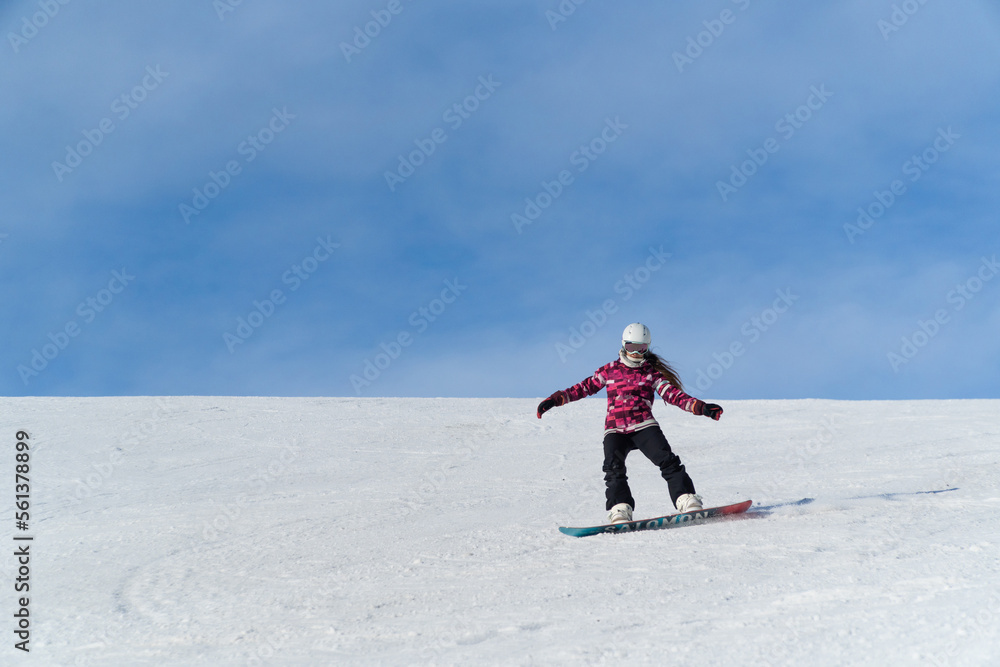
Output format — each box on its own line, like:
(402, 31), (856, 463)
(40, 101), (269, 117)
(559, 499), (752, 537)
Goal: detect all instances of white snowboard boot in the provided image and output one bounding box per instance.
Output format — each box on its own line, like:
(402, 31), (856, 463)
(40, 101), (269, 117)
(607, 503), (633, 524)
(675, 493), (703, 513)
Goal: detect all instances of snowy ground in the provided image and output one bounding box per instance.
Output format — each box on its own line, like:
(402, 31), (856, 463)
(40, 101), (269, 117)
(2, 396), (999, 666)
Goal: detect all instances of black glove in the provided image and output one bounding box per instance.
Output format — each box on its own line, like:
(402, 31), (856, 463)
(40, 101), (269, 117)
(537, 391), (567, 419)
(695, 401), (723, 421)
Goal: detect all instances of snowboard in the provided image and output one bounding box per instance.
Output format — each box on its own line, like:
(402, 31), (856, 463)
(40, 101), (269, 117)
(558, 499), (752, 537)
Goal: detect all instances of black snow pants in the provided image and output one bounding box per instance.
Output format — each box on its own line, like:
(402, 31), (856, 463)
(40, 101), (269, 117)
(602, 425), (695, 511)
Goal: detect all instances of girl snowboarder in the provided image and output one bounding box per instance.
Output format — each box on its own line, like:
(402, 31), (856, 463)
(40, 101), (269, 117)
(536, 322), (723, 524)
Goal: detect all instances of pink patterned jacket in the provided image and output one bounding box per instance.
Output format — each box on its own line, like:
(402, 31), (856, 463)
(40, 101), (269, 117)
(560, 359), (700, 434)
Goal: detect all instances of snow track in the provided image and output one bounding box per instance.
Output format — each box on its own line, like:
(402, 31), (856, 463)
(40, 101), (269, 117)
(2, 397), (998, 665)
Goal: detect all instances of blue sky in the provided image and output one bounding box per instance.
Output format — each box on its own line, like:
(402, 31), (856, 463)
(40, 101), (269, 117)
(2, 0), (999, 399)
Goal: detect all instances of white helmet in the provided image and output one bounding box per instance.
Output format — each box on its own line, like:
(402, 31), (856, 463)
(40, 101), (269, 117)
(622, 322), (651, 346)
(621, 322), (651, 360)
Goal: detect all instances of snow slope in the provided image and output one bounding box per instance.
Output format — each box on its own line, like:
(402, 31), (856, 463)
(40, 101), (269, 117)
(2, 397), (999, 666)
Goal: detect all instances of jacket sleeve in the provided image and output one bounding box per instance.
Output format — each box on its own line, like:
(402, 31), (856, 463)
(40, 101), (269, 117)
(654, 378), (700, 413)
(563, 368), (608, 403)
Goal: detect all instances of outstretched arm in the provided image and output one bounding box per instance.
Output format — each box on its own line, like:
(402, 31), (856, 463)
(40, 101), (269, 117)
(692, 400), (723, 420)
(537, 371), (608, 419)
(536, 391), (566, 418)
(656, 381), (723, 421)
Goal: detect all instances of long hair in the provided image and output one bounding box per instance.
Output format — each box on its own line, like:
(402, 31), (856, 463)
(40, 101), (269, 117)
(645, 351), (684, 391)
